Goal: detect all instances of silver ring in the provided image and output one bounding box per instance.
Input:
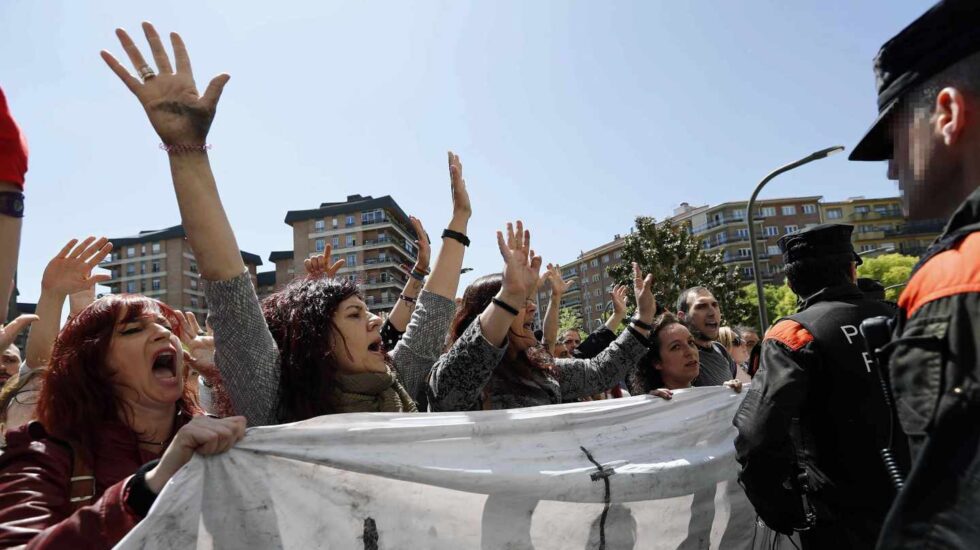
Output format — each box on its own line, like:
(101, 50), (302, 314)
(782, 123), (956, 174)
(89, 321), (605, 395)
(138, 65), (156, 82)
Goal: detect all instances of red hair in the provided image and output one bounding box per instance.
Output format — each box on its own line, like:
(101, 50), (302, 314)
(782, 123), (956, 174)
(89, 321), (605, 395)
(36, 294), (201, 456)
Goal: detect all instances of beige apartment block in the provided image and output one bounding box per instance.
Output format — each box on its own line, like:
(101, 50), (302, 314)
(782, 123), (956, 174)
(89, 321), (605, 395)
(819, 197), (944, 258)
(103, 225), (262, 317)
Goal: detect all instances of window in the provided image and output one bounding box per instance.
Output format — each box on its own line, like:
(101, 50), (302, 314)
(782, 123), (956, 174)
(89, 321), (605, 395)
(716, 233), (727, 244)
(615, 251), (623, 259)
(189, 261), (198, 274)
(781, 205), (796, 216)
(331, 236), (340, 247)
(126, 281), (136, 293)
(190, 297), (199, 308)
(855, 205), (871, 214)
(139, 262), (146, 275)
(584, 305), (591, 314)
(803, 204), (817, 214)
(380, 272), (391, 283)
(603, 271), (610, 279)
(190, 278), (198, 290)
(151, 261), (161, 273)
(141, 245), (146, 255)
(151, 278), (161, 291)
(580, 263), (588, 272)
(314, 220), (325, 232)
(590, 259), (599, 268)
(346, 215), (355, 226)
(151, 242), (161, 253)
(315, 238), (325, 253)
(127, 247), (136, 257)
(126, 263), (136, 275)
(331, 255), (343, 264)
(742, 266), (754, 278)
(346, 254), (357, 266)
(592, 274), (600, 283)
(763, 226), (779, 237)
(827, 208), (843, 219)
(346, 235), (355, 247)
(702, 239), (711, 249)
(758, 207), (776, 217)
(140, 281), (146, 292)
(735, 228), (749, 239)
(361, 209), (385, 224)
(593, 289), (600, 297)
(767, 245), (781, 256)
(731, 209), (745, 220)
(784, 225), (799, 234)
(332, 218), (338, 228)
(738, 248), (752, 257)
(601, 254), (610, 264)
(861, 244), (876, 252)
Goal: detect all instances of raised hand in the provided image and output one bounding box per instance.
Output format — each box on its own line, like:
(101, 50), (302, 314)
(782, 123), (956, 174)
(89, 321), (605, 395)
(41, 237), (113, 298)
(101, 22), (229, 145)
(178, 311), (217, 377)
(495, 221), (542, 306)
(632, 262), (656, 324)
(611, 285), (628, 316)
(409, 216), (431, 274)
(448, 151), (471, 220)
(0, 314), (38, 351)
(304, 244), (346, 279)
(545, 263), (575, 298)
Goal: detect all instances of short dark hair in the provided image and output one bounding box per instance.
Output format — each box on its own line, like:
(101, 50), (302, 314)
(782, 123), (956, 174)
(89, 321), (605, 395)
(908, 50), (980, 113)
(783, 252), (854, 298)
(676, 287), (711, 314)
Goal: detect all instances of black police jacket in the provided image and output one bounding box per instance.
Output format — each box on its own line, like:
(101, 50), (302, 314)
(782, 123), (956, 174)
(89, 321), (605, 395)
(877, 187), (980, 549)
(733, 283), (904, 536)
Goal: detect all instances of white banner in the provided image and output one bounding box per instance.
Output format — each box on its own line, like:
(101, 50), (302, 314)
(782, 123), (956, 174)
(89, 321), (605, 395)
(116, 387), (796, 549)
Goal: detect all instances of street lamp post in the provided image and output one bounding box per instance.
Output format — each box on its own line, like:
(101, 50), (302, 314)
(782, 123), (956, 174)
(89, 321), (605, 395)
(748, 146), (845, 330)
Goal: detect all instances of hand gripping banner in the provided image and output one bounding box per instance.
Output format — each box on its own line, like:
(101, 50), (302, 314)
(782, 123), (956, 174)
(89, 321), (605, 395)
(116, 387), (793, 549)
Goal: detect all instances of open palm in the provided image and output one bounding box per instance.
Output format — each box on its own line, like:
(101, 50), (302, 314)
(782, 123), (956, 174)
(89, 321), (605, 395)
(41, 237), (113, 297)
(496, 220), (542, 300)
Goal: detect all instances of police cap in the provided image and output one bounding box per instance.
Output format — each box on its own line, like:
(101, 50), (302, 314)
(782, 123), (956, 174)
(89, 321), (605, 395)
(778, 224), (862, 265)
(850, 0), (980, 161)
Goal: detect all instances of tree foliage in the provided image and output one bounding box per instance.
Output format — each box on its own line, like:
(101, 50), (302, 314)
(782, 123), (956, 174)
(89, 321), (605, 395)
(558, 307), (583, 335)
(857, 253), (917, 301)
(608, 216), (754, 327)
(741, 283), (797, 331)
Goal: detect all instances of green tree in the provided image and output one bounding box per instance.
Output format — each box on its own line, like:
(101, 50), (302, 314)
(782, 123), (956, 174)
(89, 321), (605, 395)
(740, 283), (798, 331)
(558, 307), (583, 336)
(608, 216), (754, 327)
(857, 253), (917, 301)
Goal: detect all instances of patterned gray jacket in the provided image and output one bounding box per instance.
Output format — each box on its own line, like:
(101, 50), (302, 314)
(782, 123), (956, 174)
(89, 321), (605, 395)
(428, 318), (650, 411)
(202, 271), (456, 426)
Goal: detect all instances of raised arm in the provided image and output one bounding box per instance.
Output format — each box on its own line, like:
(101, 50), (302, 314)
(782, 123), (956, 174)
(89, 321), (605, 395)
(479, 220), (542, 346)
(25, 237), (112, 368)
(101, 23), (240, 281)
(604, 284), (628, 332)
(540, 263), (574, 354)
(385, 216), (429, 333)
(422, 152), (471, 300)
(0, 87), (28, 310)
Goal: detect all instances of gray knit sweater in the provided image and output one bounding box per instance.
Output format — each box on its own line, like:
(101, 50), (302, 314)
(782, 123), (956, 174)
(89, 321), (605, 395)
(428, 318), (650, 411)
(203, 271), (456, 426)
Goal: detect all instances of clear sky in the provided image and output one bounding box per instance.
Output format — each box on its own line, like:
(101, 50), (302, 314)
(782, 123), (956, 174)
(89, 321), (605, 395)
(2, 0), (934, 303)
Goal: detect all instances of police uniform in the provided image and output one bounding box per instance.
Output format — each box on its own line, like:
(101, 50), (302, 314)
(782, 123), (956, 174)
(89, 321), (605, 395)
(849, 1), (980, 547)
(733, 225), (907, 548)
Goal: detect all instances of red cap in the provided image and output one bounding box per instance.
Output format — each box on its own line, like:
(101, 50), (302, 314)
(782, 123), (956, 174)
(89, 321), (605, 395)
(0, 87), (29, 189)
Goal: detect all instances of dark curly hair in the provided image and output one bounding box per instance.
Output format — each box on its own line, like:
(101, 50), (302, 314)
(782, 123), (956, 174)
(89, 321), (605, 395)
(262, 275), (363, 422)
(627, 312), (687, 395)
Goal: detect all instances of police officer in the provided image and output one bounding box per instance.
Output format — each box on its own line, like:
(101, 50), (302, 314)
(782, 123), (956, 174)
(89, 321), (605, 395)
(733, 224), (907, 548)
(849, 1), (980, 547)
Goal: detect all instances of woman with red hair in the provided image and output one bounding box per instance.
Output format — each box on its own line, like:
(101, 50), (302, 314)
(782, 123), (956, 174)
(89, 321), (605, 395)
(0, 294), (245, 549)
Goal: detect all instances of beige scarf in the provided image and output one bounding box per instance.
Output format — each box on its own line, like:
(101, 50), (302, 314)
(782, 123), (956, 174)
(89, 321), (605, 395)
(330, 367), (418, 413)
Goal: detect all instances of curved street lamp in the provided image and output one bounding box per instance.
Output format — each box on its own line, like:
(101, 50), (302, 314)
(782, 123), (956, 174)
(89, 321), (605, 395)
(748, 145), (845, 330)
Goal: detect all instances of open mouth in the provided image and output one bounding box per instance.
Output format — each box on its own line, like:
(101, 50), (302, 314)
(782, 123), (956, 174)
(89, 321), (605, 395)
(367, 338), (385, 357)
(704, 321), (719, 330)
(151, 349), (178, 381)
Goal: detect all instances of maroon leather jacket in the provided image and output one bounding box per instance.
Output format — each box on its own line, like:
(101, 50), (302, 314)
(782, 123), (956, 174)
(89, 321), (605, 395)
(0, 416), (185, 549)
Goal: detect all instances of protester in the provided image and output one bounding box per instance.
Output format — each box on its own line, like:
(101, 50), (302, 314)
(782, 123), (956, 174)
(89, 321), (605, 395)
(0, 366), (44, 441)
(0, 292), (245, 548)
(848, 2), (980, 547)
(557, 328), (581, 358)
(627, 313), (742, 400)
(0, 86), (28, 315)
(675, 287), (737, 386)
(428, 222), (656, 411)
(718, 326), (752, 383)
(733, 224), (906, 547)
(0, 344), (20, 386)
(538, 263), (575, 355)
(733, 325), (760, 356)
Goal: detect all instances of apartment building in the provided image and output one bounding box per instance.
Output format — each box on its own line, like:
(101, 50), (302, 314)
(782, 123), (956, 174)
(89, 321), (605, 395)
(282, 195), (418, 314)
(535, 235), (627, 331)
(670, 197), (823, 284)
(820, 197), (944, 257)
(103, 225), (262, 316)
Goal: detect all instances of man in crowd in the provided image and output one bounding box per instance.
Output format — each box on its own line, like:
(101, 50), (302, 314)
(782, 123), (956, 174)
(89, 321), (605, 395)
(1, 344), (20, 385)
(733, 225), (905, 548)
(558, 328), (582, 358)
(676, 287), (735, 386)
(849, 1), (980, 546)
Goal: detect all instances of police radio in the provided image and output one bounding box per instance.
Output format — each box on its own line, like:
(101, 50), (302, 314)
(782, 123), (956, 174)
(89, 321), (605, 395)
(859, 316), (906, 490)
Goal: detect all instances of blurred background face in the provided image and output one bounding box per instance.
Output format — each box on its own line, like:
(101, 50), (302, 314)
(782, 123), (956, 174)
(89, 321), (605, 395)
(561, 329), (582, 355)
(741, 329), (760, 354)
(1, 344), (20, 383)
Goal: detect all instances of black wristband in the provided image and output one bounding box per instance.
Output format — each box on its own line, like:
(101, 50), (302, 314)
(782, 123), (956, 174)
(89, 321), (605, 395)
(124, 459), (161, 517)
(0, 191), (25, 218)
(630, 317), (653, 331)
(492, 298), (520, 316)
(442, 229), (470, 247)
(409, 270), (426, 282)
(626, 325), (651, 346)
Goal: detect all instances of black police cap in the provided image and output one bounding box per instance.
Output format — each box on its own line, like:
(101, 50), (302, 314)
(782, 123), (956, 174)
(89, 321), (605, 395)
(851, 0), (980, 161)
(777, 224), (862, 265)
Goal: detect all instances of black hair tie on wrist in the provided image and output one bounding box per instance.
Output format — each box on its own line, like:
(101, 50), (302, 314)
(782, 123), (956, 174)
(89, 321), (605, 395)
(631, 317), (653, 331)
(124, 459), (161, 517)
(492, 298), (520, 316)
(442, 229), (470, 247)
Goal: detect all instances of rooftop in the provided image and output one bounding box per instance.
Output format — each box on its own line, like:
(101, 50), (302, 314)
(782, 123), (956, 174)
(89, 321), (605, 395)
(109, 224), (263, 266)
(283, 194), (412, 227)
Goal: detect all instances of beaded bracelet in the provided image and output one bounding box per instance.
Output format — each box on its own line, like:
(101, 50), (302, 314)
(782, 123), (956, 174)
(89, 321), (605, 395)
(159, 143), (212, 154)
(399, 294), (418, 304)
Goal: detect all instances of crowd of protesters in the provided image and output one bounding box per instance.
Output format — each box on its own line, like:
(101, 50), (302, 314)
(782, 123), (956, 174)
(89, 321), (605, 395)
(2, 1), (980, 548)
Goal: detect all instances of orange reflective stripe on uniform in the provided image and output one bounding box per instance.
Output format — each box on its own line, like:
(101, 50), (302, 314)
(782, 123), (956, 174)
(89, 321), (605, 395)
(899, 232), (980, 318)
(764, 319), (814, 351)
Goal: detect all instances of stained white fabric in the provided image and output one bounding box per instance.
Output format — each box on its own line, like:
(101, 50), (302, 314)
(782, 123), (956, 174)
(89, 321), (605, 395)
(116, 387), (795, 549)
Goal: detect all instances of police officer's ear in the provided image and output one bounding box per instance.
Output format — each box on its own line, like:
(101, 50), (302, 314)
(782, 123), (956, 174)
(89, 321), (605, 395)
(934, 87), (969, 147)
(849, 262), (858, 284)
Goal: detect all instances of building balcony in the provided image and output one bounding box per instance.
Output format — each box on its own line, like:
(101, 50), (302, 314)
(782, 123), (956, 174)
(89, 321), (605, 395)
(691, 215), (748, 235)
(855, 230), (887, 241)
(848, 208), (903, 222)
(884, 219), (946, 237)
(360, 279), (406, 290)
